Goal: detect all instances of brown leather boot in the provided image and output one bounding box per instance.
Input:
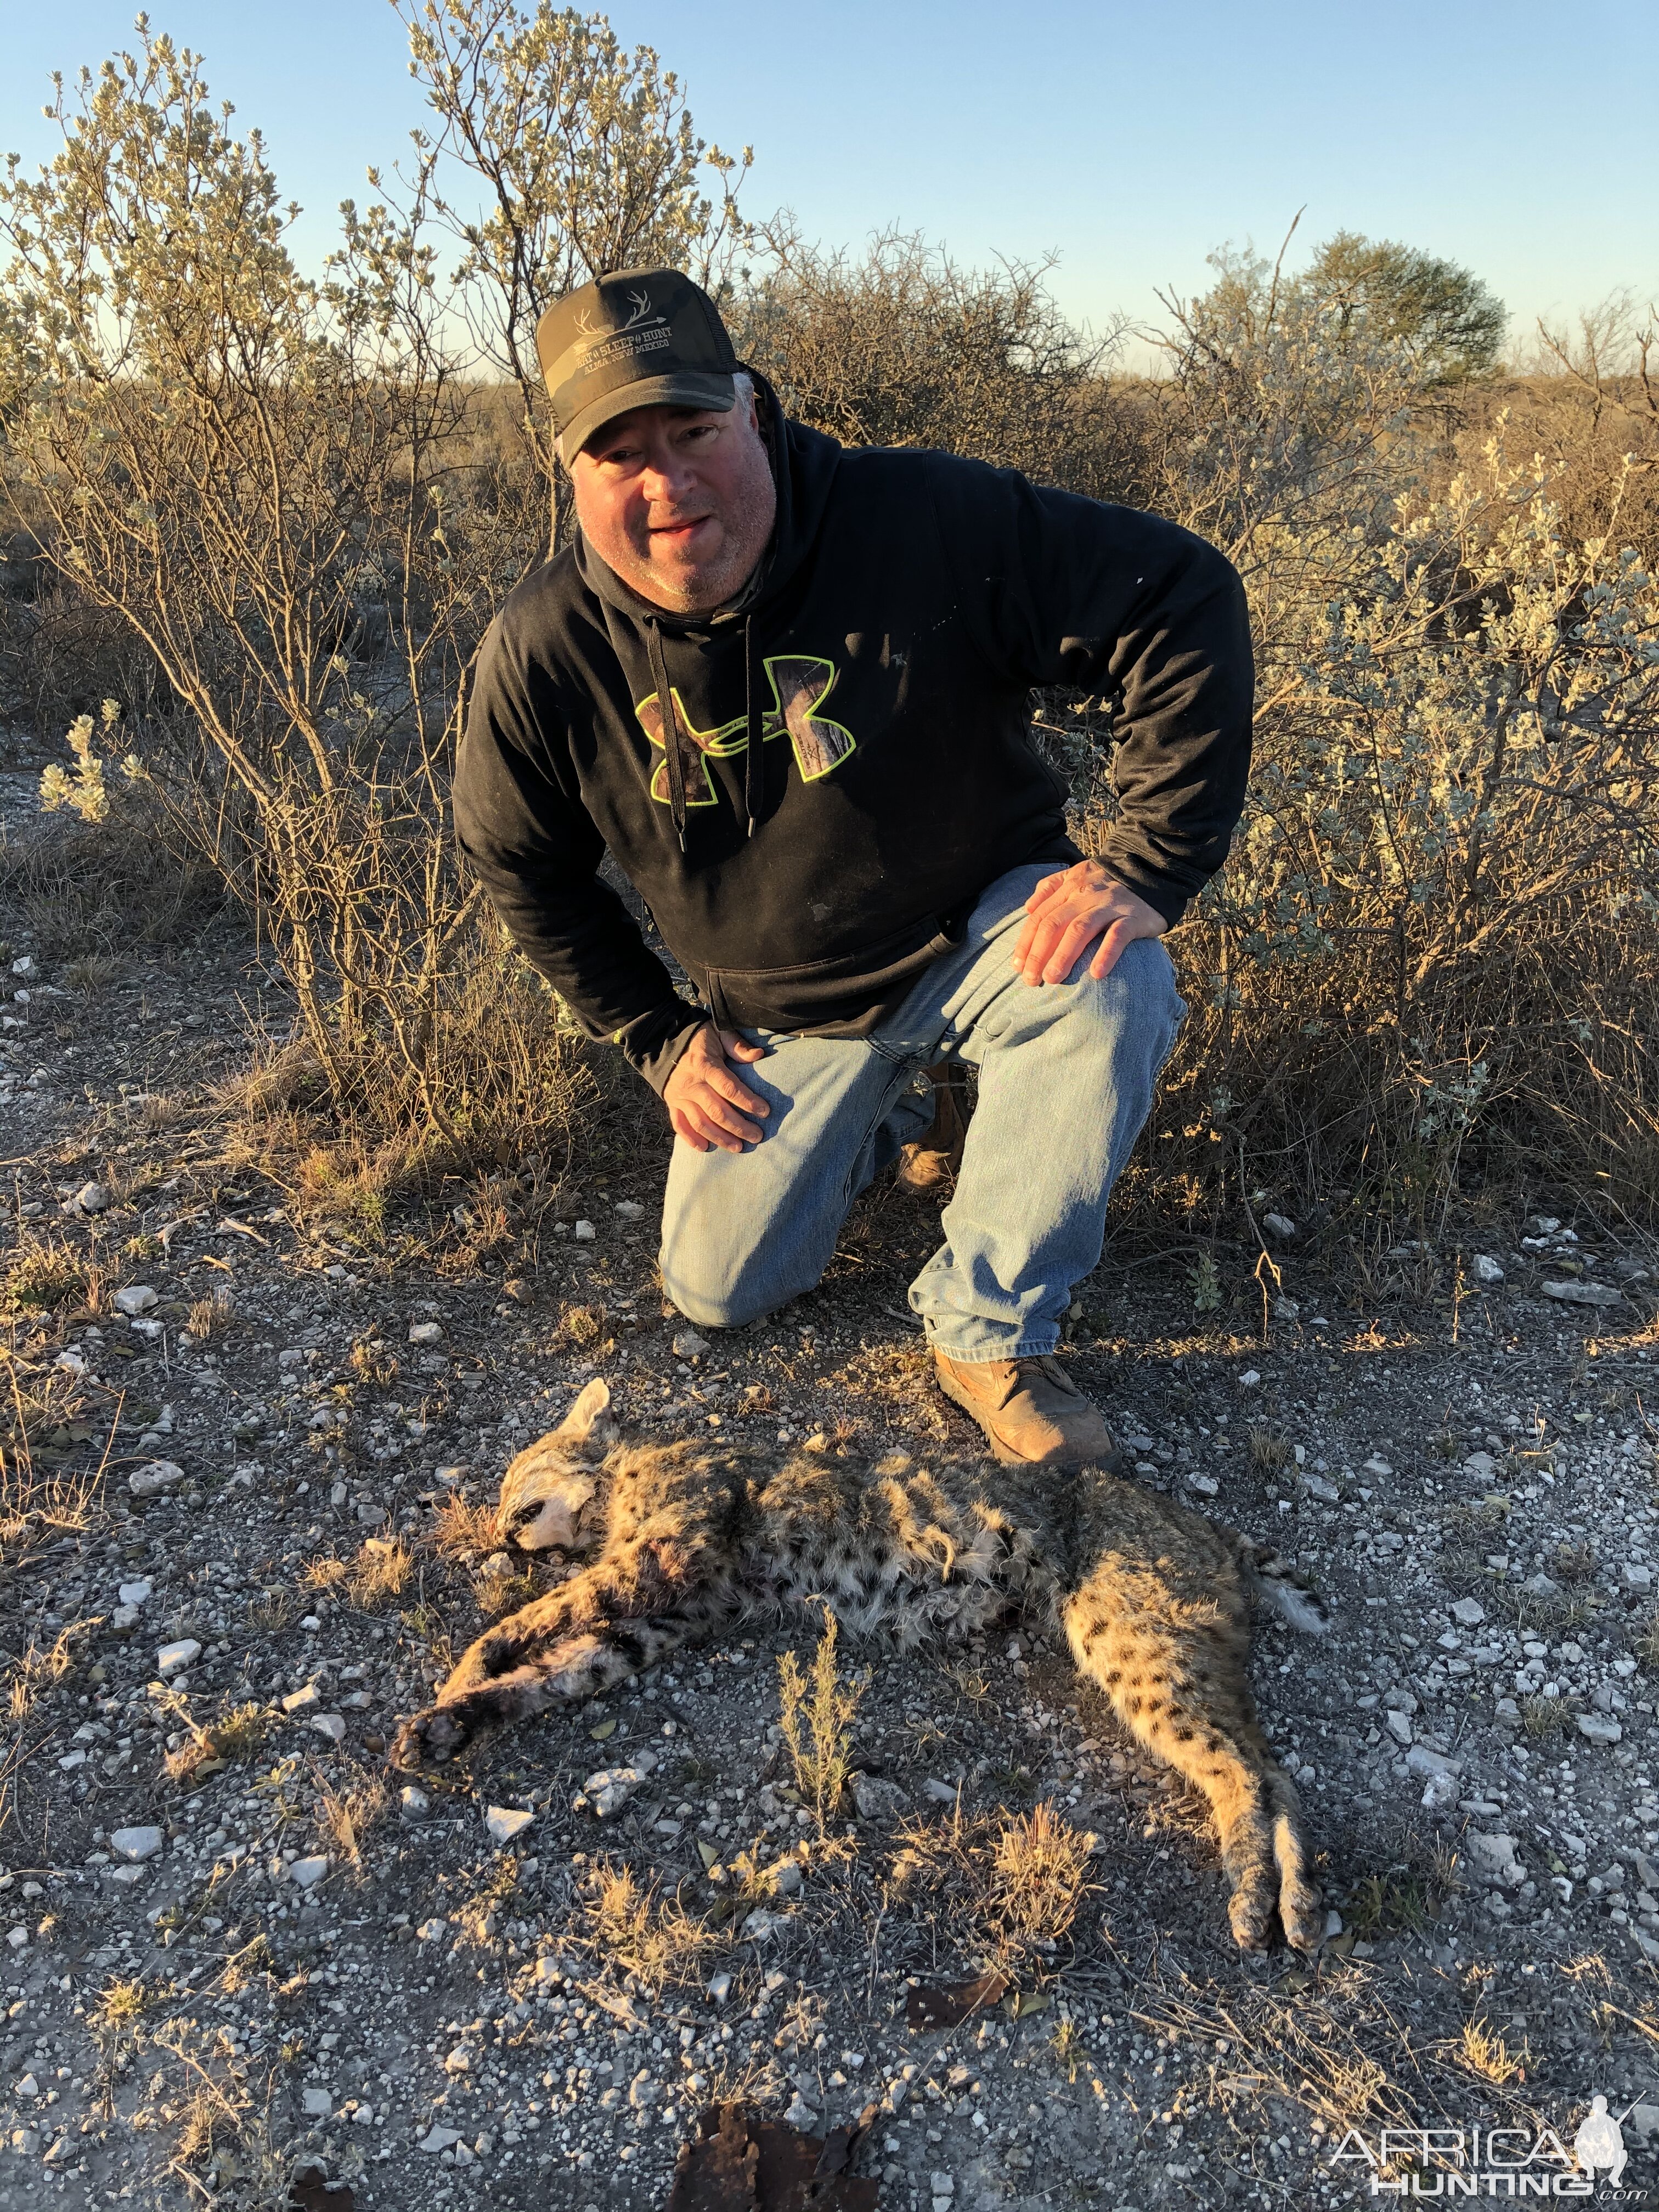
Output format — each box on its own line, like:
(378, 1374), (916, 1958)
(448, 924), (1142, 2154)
(933, 1350), (1119, 1469)
(895, 1063), (971, 1195)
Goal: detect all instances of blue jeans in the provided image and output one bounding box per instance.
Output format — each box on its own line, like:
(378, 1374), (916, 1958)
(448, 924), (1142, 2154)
(658, 863), (1186, 1362)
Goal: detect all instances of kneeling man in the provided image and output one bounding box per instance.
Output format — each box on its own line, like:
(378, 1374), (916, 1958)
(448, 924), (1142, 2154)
(454, 268), (1252, 1467)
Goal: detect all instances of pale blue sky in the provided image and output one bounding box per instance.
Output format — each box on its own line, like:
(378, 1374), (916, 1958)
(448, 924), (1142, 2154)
(2, 0), (1650, 357)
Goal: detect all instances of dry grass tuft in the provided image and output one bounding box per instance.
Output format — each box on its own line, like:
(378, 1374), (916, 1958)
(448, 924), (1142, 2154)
(558, 1300), (610, 1351)
(219, 1041), (329, 1122)
(889, 1798), (1099, 1969)
(0, 1438), (107, 1564)
(778, 1603), (865, 1838)
(1139, 1982), (1415, 2140)
(1521, 1694), (1570, 1740)
(248, 1587), (298, 1635)
(186, 1288), (238, 1340)
(348, 1535), (414, 1610)
(162, 1700), (270, 1787)
(472, 1555), (540, 1618)
(445, 1178), (516, 1274)
(347, 1335), (399, 1388)
(64, 952), (121, 992)
(301, 1556), (348, 1593)
(1344, 1830), (1460, 1936)
(1248, 1426), (1293, 1474)
(429, 1491), (499, 1559)
(291, 1136), (415, 1238)
(989, 1801), (1097, 1950)
(89, 1977), (147, 2030)
(5, 1618), (100, 1721)
(209, 1704), (271, 1764)
(576, 1859), (725, 1992)
(1451, 2017), (1531, 2085)
(315, 1760), (389, 1869)
(218, 1934), (274, 1997)
(4, 1236), (87, 1313)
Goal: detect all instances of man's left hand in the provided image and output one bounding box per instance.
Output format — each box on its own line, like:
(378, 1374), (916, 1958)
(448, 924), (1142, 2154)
(1013, 860), (1167, 984)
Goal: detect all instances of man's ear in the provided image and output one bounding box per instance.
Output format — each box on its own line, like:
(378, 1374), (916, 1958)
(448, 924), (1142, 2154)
(556, 1378), (616, 1450)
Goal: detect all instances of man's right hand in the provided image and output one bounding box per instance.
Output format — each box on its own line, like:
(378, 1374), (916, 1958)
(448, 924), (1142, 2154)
(663, 1023), (770, 1153)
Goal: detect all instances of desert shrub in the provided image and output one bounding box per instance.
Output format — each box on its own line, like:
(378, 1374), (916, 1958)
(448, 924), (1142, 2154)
(731, 229), (1143, 501)
(1049, 248), (1659, 1223)
(397, 0), (754, 544)
(0, 32), (518, 1136)
(0, 15), (732, 1169)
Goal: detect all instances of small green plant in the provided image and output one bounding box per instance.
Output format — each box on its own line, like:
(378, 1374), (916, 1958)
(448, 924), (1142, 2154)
(1188, 1251), (1223, 1313)
(1344, 1867), (1434, 1937)
(210, 1703), (272, 1764)
(90, 1977), (148, 2029)
(777, 1602), (865, 1837)
(5, 1238), (86, 1313)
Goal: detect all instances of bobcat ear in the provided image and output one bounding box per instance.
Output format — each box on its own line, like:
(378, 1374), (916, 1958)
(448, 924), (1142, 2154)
(556, 1378), (616, 1451)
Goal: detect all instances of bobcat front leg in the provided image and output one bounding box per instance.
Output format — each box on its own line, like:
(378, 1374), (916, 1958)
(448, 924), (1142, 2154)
(1062, 1561), (1323, 1954)
(392, 1536), (727, 1767)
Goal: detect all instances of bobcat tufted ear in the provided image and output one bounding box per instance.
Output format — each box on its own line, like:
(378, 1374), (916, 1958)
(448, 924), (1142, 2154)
(556, 1378), (616, 1452)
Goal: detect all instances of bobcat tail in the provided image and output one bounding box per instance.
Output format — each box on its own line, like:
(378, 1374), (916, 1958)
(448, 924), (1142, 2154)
(1239, 1542), (1332, 1637)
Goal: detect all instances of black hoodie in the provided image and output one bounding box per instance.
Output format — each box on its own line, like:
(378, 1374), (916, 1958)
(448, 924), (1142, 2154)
(454, 377), (1252, 1094)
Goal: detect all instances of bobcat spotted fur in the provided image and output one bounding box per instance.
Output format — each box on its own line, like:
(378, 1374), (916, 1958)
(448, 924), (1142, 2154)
(394, 1381), (1328, 1953)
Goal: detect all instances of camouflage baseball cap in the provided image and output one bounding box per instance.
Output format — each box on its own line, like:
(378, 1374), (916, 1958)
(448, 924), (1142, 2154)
(536, 268), (740, 456)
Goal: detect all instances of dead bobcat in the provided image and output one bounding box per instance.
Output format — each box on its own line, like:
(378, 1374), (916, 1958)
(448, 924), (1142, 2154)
(394, 1381), (1328, 1952)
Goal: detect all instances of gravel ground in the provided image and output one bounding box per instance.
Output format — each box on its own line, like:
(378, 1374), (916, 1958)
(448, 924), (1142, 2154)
(2, 784), (1659, 2209)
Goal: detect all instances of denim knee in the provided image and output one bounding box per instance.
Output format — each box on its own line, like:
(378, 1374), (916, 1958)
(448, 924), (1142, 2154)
(658, 1218), (799, 1332)
(658, 1266), (773, 1333)
(1061, 938), (1184, 1064)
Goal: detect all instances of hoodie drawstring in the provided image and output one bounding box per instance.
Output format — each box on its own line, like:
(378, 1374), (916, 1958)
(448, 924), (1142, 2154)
(646, 611), (764, 849)
(644, 616), (687, 854)
(742, 615), (761, 837)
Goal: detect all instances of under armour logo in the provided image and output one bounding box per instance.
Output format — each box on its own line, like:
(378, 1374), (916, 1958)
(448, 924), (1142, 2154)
(635, 654), (856, 809)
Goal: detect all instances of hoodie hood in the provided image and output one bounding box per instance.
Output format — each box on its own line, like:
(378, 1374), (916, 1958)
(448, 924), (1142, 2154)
(571, 373), (840, 848)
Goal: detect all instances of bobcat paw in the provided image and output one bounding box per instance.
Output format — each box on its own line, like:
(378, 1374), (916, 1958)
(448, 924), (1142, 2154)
(1224, 1803), (1323, 1953)
(390, 1705), (470, 1769)
(1273, 1806), (1324, 1954)
(1226, 1860), (1281, 1953)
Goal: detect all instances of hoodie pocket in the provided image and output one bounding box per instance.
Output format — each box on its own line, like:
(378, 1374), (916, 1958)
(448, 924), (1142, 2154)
(698, 913), (963, 1034)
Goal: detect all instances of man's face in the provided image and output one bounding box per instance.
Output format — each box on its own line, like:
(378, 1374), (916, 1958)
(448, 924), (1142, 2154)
(569, 392), (776, 616)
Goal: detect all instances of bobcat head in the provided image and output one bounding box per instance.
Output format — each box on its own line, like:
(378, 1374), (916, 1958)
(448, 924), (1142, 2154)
(496, 1378), (617, 1553)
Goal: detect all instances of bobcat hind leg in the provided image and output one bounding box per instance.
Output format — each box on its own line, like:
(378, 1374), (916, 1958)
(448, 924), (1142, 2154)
(1062, 1582), (1323, 1953)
